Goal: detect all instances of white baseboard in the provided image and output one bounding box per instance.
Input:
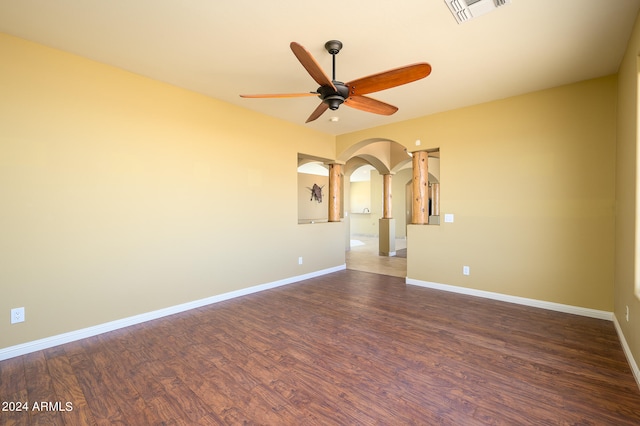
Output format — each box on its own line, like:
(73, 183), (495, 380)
(0, 264), (346, 361)
(406, 278), (613, 320)
(613, 315), (640, 390)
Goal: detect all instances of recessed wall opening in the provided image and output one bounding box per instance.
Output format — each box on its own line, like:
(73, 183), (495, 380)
(406, 149), (440, 226)
(297, 154), (332, 225)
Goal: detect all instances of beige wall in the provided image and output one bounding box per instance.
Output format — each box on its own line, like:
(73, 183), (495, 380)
(615, 12), (640, 371)
(0, 33), (343, 349)
(350, 180), (372, 215)
(338, 75), (617, 311)
(349, 168), (413, 239)
(350, 177), (378, 236)
(2, 27), (636, 369)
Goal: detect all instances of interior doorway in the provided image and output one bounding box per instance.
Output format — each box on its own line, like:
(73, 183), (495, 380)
(346, 164), (408, 278)
(338, 139), (443, 278)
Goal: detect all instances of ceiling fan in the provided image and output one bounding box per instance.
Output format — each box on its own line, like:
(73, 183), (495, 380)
(240, 40), (432, 123)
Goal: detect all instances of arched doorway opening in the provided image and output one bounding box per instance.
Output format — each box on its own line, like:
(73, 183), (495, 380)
(342, 140), (411, 277)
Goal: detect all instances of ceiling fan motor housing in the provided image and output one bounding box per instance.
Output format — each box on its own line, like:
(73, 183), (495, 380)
(318, 82), (349, 110)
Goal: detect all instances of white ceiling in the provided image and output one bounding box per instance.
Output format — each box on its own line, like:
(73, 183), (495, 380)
(1, 0), (638, 136)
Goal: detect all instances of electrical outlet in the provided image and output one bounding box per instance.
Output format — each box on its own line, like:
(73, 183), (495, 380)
(298, 257), (303, 265)
(11, 307), (25, 324)
(463, 266), (470, 276)
(626, 305), (629, 322)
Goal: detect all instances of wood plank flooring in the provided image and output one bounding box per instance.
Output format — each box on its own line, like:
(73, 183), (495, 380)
(2, 269), (640, 425)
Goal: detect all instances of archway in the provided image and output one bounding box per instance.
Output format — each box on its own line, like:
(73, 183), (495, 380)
(342, 139), (411, 277)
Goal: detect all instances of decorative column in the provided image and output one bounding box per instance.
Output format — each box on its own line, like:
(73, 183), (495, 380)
(379, 173), (396, 256)
(412, 151), (429, 224)
(328, 162), (343, 222)
(382, 173), (393, 219)
(430, 183), (440, 216)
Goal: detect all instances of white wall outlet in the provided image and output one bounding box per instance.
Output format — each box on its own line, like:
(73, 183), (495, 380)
(11, 307), (25, 324)
(444, 214), (454, 223)
(463, 266), (470, 276)
(298, 257), (303, 265)
(626, 305), (629, 322)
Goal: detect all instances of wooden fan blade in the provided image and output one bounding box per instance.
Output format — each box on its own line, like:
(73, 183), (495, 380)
(346, 63), (432, 96)
(306, 102), (329, 123)
(240, 92), (317, 98)
(290, 42), (336, 91)
(344, 95), (398, 115)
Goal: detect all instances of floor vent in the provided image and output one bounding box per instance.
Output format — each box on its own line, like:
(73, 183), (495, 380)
(444, 0), (511, 24)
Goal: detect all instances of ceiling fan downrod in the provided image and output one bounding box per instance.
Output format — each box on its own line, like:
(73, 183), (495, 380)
(323, 40), (345, 110)
(324, 40), (342, 82)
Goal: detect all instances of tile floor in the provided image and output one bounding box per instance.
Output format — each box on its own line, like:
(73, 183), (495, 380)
(346, 236), (407, 278)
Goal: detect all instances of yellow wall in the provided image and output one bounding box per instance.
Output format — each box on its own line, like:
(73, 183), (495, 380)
(0, 33), (343, 349)
(348, 168), (412, 238)
(615, 12), (640, 370)
(350, 180), (372, 215)
(2, 28), (634, 366)
(338, 75), (617, 311)
(350, 178), (378, 236)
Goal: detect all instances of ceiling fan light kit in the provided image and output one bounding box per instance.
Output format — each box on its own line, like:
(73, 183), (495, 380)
(445, 0), (511, 24)
(240, 40), (431, 123)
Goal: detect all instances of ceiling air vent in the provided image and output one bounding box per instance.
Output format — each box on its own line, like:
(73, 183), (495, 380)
(444, 0), (511, 24)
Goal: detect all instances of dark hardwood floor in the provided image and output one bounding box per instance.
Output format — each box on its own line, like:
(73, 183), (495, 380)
(2, 269), (640, 425)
